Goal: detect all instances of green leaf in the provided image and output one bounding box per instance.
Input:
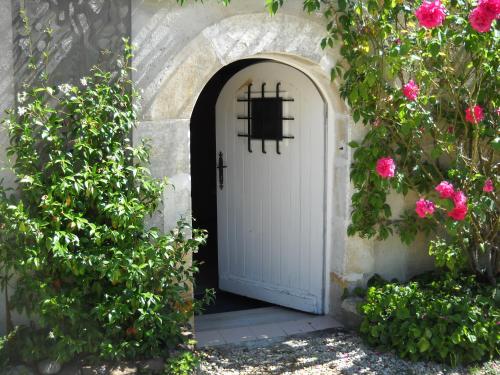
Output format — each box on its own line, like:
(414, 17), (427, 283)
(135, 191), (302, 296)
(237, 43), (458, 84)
(418, 337), (430, 352)
(491, 137), (500, 152)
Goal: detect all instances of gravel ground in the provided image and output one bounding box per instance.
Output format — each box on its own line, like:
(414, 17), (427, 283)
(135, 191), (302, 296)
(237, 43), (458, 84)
(198, 329), (499, 375)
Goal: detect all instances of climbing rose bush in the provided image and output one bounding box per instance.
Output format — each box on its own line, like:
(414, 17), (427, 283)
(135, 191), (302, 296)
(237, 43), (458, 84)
(311, 0), (499, 284)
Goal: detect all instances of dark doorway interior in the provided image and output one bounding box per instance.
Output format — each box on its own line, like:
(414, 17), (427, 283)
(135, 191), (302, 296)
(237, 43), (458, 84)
(191, 59), (273, 314)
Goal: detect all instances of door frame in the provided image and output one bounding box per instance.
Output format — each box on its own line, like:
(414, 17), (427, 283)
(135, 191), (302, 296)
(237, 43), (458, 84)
(187, 53), (351, 318)
(214, 61), (330, 314)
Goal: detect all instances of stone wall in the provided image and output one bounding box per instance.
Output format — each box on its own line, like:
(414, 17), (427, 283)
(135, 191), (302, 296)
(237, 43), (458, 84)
(131, 0), (435, 318)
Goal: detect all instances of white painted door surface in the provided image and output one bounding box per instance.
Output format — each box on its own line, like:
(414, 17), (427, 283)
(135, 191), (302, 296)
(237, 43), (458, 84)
(216, 62), (325, 314)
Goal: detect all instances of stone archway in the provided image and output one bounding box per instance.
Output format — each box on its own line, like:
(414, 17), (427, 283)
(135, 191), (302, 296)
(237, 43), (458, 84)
(145, 14), (345, 120)
(132, 10), (368, 316)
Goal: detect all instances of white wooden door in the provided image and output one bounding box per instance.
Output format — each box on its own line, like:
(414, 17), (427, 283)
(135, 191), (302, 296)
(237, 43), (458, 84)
(216, 62), (325, 314)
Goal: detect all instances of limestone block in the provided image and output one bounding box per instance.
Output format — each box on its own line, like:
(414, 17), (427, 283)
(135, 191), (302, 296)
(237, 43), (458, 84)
(145, 209), (165, 233)
(341, 296), (364, 329)
(37, 360), (62, 375)
(133, 120), (190, 178)
(328, 277), (346, 317)
(136, 358), (164, 373)
(133, 120), (192, 231)
(373, 236), (408, 281)
(406, 232), (434, 278)
(163, 173), (192, 231)
(345, 237), (375, 275)
(133, 4), (337, 121)
(149, 36), (223, 120)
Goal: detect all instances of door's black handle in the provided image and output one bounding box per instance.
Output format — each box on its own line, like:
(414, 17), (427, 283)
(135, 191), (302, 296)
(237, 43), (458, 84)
(217, 151), (227, 190)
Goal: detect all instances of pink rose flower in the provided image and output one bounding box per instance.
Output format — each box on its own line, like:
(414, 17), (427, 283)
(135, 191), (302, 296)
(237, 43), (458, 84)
(403, 80), (420, 101)
(453, 190), (467, 207)
(435, 181), (455, 199)
(469, 7), (495, 32)
(415, 1), (447, 29)
(376, 157), (396, 179)
(483, 179), (494, 192)
(479, 0), (500, 18)
(448, 205), (468, 221)
(465, 105), (485, 124)
(447, 190), (468, 220)
(415, 198), (435, 218)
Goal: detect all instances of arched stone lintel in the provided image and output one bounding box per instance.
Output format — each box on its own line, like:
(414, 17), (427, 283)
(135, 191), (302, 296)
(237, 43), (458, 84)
(146, 13), (348, 122)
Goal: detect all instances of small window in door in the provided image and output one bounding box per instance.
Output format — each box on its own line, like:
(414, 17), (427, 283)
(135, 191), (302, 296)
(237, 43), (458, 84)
(250, 97), (283, 141)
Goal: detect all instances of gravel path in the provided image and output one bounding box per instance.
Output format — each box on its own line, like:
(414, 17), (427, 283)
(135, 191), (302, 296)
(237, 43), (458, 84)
(198, 329), (499, 375)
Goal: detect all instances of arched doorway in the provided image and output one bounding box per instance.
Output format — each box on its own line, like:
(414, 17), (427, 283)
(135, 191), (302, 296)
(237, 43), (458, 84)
(192, 60), (326, 315)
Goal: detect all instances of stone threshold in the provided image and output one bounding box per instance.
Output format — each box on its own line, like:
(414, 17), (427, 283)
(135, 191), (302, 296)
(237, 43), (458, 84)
(194, 307), (343, 348)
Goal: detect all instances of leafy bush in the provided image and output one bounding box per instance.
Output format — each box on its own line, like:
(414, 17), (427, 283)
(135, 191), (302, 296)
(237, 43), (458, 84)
(164, 350), (200, 375)
(0, 46), (207, 362)
(360, 275), (500, 366)
(0, 332), (12, 369)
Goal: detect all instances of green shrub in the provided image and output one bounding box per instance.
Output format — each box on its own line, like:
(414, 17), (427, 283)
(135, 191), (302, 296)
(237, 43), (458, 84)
(360, 275), (499, 366)
(164, 350), (200, 375)
(0, 332), (12, 369)
(0, 46), (208, 362)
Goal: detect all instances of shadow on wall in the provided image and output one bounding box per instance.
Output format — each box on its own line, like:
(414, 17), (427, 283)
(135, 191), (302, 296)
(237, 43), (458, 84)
(0, 0), (134, 214)
(1, 0), (16, 189)
(10, 0), (132, 90)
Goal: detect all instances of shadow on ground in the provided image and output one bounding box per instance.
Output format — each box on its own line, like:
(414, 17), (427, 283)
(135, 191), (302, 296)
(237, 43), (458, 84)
(198, 329), (488, 375)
